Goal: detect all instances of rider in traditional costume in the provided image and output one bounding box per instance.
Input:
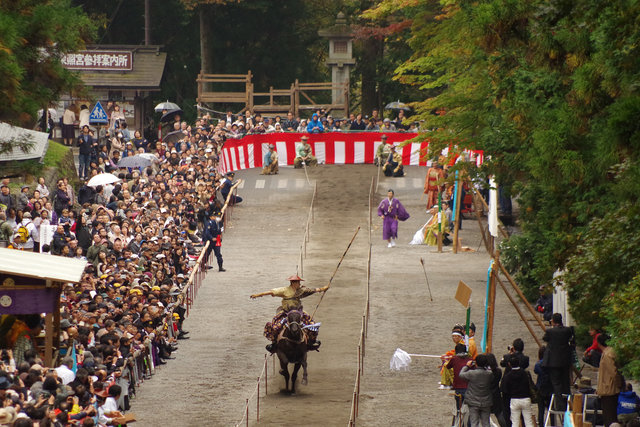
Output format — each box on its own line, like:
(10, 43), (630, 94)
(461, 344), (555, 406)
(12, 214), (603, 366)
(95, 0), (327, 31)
(251, 275), (328, 353)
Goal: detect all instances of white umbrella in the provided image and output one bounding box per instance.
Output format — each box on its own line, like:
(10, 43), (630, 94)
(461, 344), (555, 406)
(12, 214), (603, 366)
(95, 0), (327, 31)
(138, 153), (159, 162)
(154, 101), (180, 112)
(87, 173), (121, 187)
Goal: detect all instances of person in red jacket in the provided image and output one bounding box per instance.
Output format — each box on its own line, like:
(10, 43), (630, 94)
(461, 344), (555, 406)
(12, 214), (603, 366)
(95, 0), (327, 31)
(446, 343), (471, 409)
(583, 327), (602, 367)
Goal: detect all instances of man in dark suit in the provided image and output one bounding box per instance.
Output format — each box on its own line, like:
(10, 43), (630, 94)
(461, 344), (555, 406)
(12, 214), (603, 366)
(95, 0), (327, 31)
(203, 210), (225, 272)
(220, 172), (243, 205)
(77, 125), (96, 180)
(542, 313), (574, 412)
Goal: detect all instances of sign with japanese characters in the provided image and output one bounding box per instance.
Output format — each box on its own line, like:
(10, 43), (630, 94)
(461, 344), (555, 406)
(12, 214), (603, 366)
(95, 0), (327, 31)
(61, 50), (133, 71)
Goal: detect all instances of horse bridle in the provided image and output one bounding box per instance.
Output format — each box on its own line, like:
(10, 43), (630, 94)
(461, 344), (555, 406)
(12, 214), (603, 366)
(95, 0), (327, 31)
(281, 317), (305, 344)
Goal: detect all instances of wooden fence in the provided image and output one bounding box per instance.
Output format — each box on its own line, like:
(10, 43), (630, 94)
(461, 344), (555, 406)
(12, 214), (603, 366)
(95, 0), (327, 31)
(196, 71), (349, 116)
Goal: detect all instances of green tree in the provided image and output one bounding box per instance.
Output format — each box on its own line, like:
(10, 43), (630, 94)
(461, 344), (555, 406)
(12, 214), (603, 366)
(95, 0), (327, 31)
(364, 0), (640, 375)
(0, 0), (94, 126)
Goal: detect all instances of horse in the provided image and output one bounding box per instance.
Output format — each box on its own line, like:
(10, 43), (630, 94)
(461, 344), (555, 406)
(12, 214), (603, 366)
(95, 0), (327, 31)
(276, 310), (309, 394)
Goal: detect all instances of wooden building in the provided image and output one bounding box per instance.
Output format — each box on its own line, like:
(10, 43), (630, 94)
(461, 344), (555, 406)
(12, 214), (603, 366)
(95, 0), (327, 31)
(0, 249), (87, 367)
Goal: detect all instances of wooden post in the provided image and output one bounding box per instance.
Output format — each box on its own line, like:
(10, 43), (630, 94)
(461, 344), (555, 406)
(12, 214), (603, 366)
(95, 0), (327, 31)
(264, 354), (268, 395)
(294, 79), (300, 117)
(486, 265), (497, 353)
(44, 313), (53, 367)
(257, 377), (260, 422)
(245, 399), (249, 427)
(453, 171), (462, 254)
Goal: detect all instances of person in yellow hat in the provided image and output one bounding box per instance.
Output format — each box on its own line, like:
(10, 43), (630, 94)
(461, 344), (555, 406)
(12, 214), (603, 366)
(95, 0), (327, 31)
(251, 275), (328, 353)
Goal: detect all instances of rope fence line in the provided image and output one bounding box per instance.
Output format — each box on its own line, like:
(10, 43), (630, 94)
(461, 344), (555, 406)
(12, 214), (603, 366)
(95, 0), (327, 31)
(173, 180), (241, 319)
(299, 181), (317, 277)
(348, 176), (375, 426)
(234, 181), (317, 427)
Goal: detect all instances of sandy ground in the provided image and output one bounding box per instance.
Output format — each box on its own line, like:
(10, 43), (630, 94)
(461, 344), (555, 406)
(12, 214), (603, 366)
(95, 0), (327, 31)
(131, 164), (547, 426)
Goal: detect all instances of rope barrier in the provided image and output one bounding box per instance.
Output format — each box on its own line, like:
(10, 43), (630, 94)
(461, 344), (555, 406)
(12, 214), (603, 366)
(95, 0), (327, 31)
(348, 176), (375, 426)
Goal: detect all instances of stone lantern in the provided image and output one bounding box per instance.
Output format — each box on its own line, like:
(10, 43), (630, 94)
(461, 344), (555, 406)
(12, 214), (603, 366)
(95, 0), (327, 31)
(318, 12), (355, 115)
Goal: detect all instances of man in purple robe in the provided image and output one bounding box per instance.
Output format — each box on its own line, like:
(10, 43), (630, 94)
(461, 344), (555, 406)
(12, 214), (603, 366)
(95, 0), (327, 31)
(377, 189), (410, 247)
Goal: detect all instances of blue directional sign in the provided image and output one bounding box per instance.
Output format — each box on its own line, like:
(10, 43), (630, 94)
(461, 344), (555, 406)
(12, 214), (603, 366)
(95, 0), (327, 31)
(89, 101), (108, 124)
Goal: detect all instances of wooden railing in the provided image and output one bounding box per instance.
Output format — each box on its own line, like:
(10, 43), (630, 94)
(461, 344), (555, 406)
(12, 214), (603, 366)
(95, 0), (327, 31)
(197, 71), (349, 116)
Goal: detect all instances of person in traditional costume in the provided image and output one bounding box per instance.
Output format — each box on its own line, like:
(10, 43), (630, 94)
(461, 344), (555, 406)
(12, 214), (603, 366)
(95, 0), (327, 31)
(261, 144), (279, 175)
(294, 135), (317, 168)
(251, 275), (328, 353)
(383, 144), (404, 177)
(424, 204), (451, 246)
(440, 324), (466, 389)
(424, 164), (445, 208)
(375, 134), (392, 166)
(377, 189), (410, 247)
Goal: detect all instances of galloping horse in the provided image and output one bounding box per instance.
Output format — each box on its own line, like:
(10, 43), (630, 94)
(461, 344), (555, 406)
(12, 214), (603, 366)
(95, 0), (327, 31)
(276, 310), (309, 394)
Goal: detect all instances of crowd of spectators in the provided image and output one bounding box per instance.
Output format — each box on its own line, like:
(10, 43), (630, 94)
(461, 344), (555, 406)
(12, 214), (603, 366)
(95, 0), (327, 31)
(436, 316), (638, 427)
(0, 104), (246, 426)
(205, 107), (419, 139)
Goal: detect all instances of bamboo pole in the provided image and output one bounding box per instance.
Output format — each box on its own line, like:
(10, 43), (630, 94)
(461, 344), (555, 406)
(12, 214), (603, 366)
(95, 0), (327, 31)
(310, 227), (360, 319)
(453, 172), (463, 254)
(486, 266), (497, 353)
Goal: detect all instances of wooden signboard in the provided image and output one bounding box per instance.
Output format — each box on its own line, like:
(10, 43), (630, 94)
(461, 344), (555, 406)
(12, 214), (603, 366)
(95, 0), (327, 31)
(455, 280), (472, 308)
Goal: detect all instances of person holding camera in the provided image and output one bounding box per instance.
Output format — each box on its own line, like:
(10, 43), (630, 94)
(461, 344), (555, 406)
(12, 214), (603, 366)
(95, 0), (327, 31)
(459, 354), (495, 427)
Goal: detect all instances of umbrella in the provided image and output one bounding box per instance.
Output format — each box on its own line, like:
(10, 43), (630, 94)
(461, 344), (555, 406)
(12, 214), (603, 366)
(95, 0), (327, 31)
(117, 155), (153, 169)
(87, 173), (121, 187)
(163, 130), (187, 144)
(138, 152), (159, 162)
(385, 101), (411, 111)
(154, 101), (180, 113)
(160, 108), (184, 123)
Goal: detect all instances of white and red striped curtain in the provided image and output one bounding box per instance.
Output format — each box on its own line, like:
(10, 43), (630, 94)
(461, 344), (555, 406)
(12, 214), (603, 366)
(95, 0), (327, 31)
(217, 132), (483, 174)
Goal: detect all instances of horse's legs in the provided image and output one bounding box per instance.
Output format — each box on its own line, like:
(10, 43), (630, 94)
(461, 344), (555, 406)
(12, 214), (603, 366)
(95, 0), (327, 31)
(279, 358), (290, 392)
(301, 355), (308, 386)
(291, 362), (302, 394)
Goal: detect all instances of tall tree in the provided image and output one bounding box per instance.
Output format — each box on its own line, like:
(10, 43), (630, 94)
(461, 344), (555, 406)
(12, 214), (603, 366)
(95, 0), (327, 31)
(0, 0), (94, 126)
(365, 0), (640, 376)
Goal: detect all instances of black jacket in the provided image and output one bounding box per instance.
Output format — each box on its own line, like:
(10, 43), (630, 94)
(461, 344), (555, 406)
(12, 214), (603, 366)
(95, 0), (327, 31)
(542, 326), (574, 368)
(77, 134), (95, 155)
(501, 367), (530, 399)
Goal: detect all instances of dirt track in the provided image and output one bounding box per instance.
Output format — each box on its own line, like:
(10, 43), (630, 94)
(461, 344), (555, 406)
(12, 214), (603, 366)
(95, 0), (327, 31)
(131, 164), (543, 426)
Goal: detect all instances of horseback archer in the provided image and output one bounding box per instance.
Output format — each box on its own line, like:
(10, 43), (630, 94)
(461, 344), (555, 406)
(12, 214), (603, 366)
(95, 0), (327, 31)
(250, 274), (328, 353)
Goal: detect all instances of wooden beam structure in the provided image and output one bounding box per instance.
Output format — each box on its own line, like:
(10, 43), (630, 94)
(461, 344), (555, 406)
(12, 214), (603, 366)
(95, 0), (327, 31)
(196, 72), (349, 117)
